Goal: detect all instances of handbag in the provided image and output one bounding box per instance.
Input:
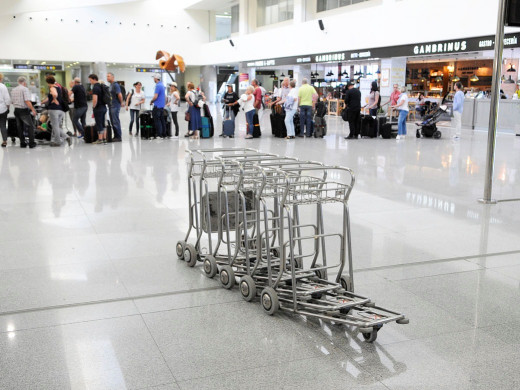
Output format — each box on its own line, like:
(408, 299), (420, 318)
(185, 111), (190, 122)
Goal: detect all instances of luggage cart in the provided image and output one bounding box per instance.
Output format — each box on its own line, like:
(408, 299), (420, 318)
(239, 163), (409, 342)
(176, 148), (292, 280)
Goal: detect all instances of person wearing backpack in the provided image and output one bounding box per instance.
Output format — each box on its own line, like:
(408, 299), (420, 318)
(367, 81), (380, 117)
(107, 72), (123, 142)
(42, 75), (71, 147)
(88, 74), (108, 144)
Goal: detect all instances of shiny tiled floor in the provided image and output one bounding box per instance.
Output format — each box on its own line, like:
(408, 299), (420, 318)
(1, 107), (519, 389)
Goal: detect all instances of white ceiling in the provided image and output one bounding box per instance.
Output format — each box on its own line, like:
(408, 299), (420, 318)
(0, 0), (143, 15)
(186, 0), (237, 11)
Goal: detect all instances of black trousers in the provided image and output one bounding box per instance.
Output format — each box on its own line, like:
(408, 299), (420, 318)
(171, 111), (179, 136)
(14, 108), (36, 146)
(347, 110), (360, 137)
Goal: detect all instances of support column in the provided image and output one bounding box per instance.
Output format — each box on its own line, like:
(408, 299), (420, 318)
(80, 65), (91, 85)
(479, 0), (507, 204)
(200, 65), (218, 104)
(92, 62), (107, 83)
(292, 65), (312, 85)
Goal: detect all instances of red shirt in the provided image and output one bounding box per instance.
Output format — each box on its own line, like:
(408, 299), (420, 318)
(390, 90), (401, 105)
(253, 87), (262, 108)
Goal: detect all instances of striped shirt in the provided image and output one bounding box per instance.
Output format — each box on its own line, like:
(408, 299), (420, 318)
(11, 84), (31, 109)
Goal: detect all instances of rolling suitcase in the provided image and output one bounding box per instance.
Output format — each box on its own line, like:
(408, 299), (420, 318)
(270, 106), (286, 138)
(381, 122), (398, 139)
(360, 115), (375, 138)
(84, 124), (98, 143)
(140, 111), (155, 139)
(164, 110), (172, 138)
(253, 113), (261, 138)
(8, 117), (18, 141)
(314, 116), (327, 138)
(293, 112), (300, 134)
(222, 107), (235, 137)
(201, 116), (211, 138)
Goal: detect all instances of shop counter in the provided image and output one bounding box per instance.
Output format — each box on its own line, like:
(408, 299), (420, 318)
(462, 98), (520, 134)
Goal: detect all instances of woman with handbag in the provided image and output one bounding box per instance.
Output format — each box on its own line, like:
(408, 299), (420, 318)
(126, 81), (145, 136)
(239, 86), (255, 139)
(184, 82), (203, 138)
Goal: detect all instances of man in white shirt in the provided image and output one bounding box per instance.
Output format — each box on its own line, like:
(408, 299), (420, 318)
(0, 73), (12, 147)
(452, 82), (464, 140)
(10, 76), (37, 148)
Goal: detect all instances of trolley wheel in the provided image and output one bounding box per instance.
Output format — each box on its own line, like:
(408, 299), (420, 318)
(311, 292), (323, 299)
(362, 330), (378, 343)
(433, 131), (442, 139)
(314, 264), (325, 280)
(340, 307), (351, 315)
(176, 240), (186, 260)
(260, 287), (279, 315)
(397, 317), (410, 325)
(219, 265), (235, 289)
(239, 275), (256, 302)
(184, 244), (198, 267)
(203, 255), (218, 278)
(416, 129), (421, 138)
(340, 275), (353, 292)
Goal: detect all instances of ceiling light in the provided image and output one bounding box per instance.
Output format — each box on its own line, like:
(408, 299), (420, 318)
(470, 74), (479, 82)
(376, 69), (381, 74)
(507, 63), (516, 72)
(435, 76), (443, 82)
(452, 75), (460, 82)
(280, 72), (285, 77)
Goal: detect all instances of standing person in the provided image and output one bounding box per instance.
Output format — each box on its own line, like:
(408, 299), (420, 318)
(88, 74), (107, 144)
(185, 82), (202, 138)
(240, 86), (255, 139)
(42, 75), (71, 147)
(0, 73), (12, 147)
(343, 82), (361, 140)
(297, 78), (317, 137)
(167, 82), (181, 138)
(150, 73), (166, 139)
(389, 84), (401, 119)
(367, 81), (380, 116)
(11, 77), (37, 148)
(107, 72), (123, 142)
(391, 86), (409, 140)
(71, 77), (87, 139)
(221, 84), (239, 136)
(125, 81), (145, 137)
(67, 81), (78, 136)
(273, 77), (290, 106)
(282, 80), (298, 139)
(452, 82), (464, 140)
(251, 79), (262, 115)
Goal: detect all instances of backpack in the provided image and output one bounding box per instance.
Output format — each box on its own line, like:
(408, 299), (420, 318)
(190, 90), (203, 107)
(101, 83), (112, 106)
(57, 85), (70, 112)
(315, 101), (327, 118)
(127, 89), (134, 106)
(119, 84), (126, 104)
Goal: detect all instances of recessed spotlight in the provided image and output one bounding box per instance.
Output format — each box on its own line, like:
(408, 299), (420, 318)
(105, 21), (108, 24)
(133, 22), (136, 26)
(29, 17), (32, 20)
(147, 23), (150, 27)
(60, 18), (63, 22)
(12, 15), (16, 19)
(174, 25), (177, 28)
(75, 19), (78, 22)
(91, 20), (94, 23)
(119, 22), (122, 25)
(161, 25), (163, 28)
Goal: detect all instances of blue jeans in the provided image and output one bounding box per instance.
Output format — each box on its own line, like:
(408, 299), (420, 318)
(299, 105), (312, 136)
(245, 110), (255, 135)
(284, 109), (296, 137)
(129, 109), (140, 134)
(93, 106), (107, 134)
(398, 110), (408, 135)
(153, 107), (166, 137)
(73, 106), (87, 135)
(110, 106), (122, 139)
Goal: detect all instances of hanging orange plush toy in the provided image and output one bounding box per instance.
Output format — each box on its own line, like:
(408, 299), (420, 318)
(156, 50), (185, 83)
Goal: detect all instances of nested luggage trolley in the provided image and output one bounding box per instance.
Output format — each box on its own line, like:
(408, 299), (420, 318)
(177, 148), (409, 342)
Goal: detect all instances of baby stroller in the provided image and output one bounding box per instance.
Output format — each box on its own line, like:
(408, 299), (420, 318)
(415, 104), (447, 139)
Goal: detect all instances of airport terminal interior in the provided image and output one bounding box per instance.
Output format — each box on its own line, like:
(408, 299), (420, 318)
(1, 0), (520, 389)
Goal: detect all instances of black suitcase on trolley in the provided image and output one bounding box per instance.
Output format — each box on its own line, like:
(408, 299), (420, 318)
(360, 115), (376, 138)
(381, 122), (398, 139)
(314, 116), (327, 138)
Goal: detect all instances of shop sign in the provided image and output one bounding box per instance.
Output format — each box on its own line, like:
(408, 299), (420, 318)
(135, 67), (165, 73)
(13, 64), (63, 71)
(479, 36), (518, 48)
(413, 40), (467, 55)
(246, 59), (276, 67)
(315, 52), (346, 62)
(296, 57), (312, 63)
(351, 51), (372, 59)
